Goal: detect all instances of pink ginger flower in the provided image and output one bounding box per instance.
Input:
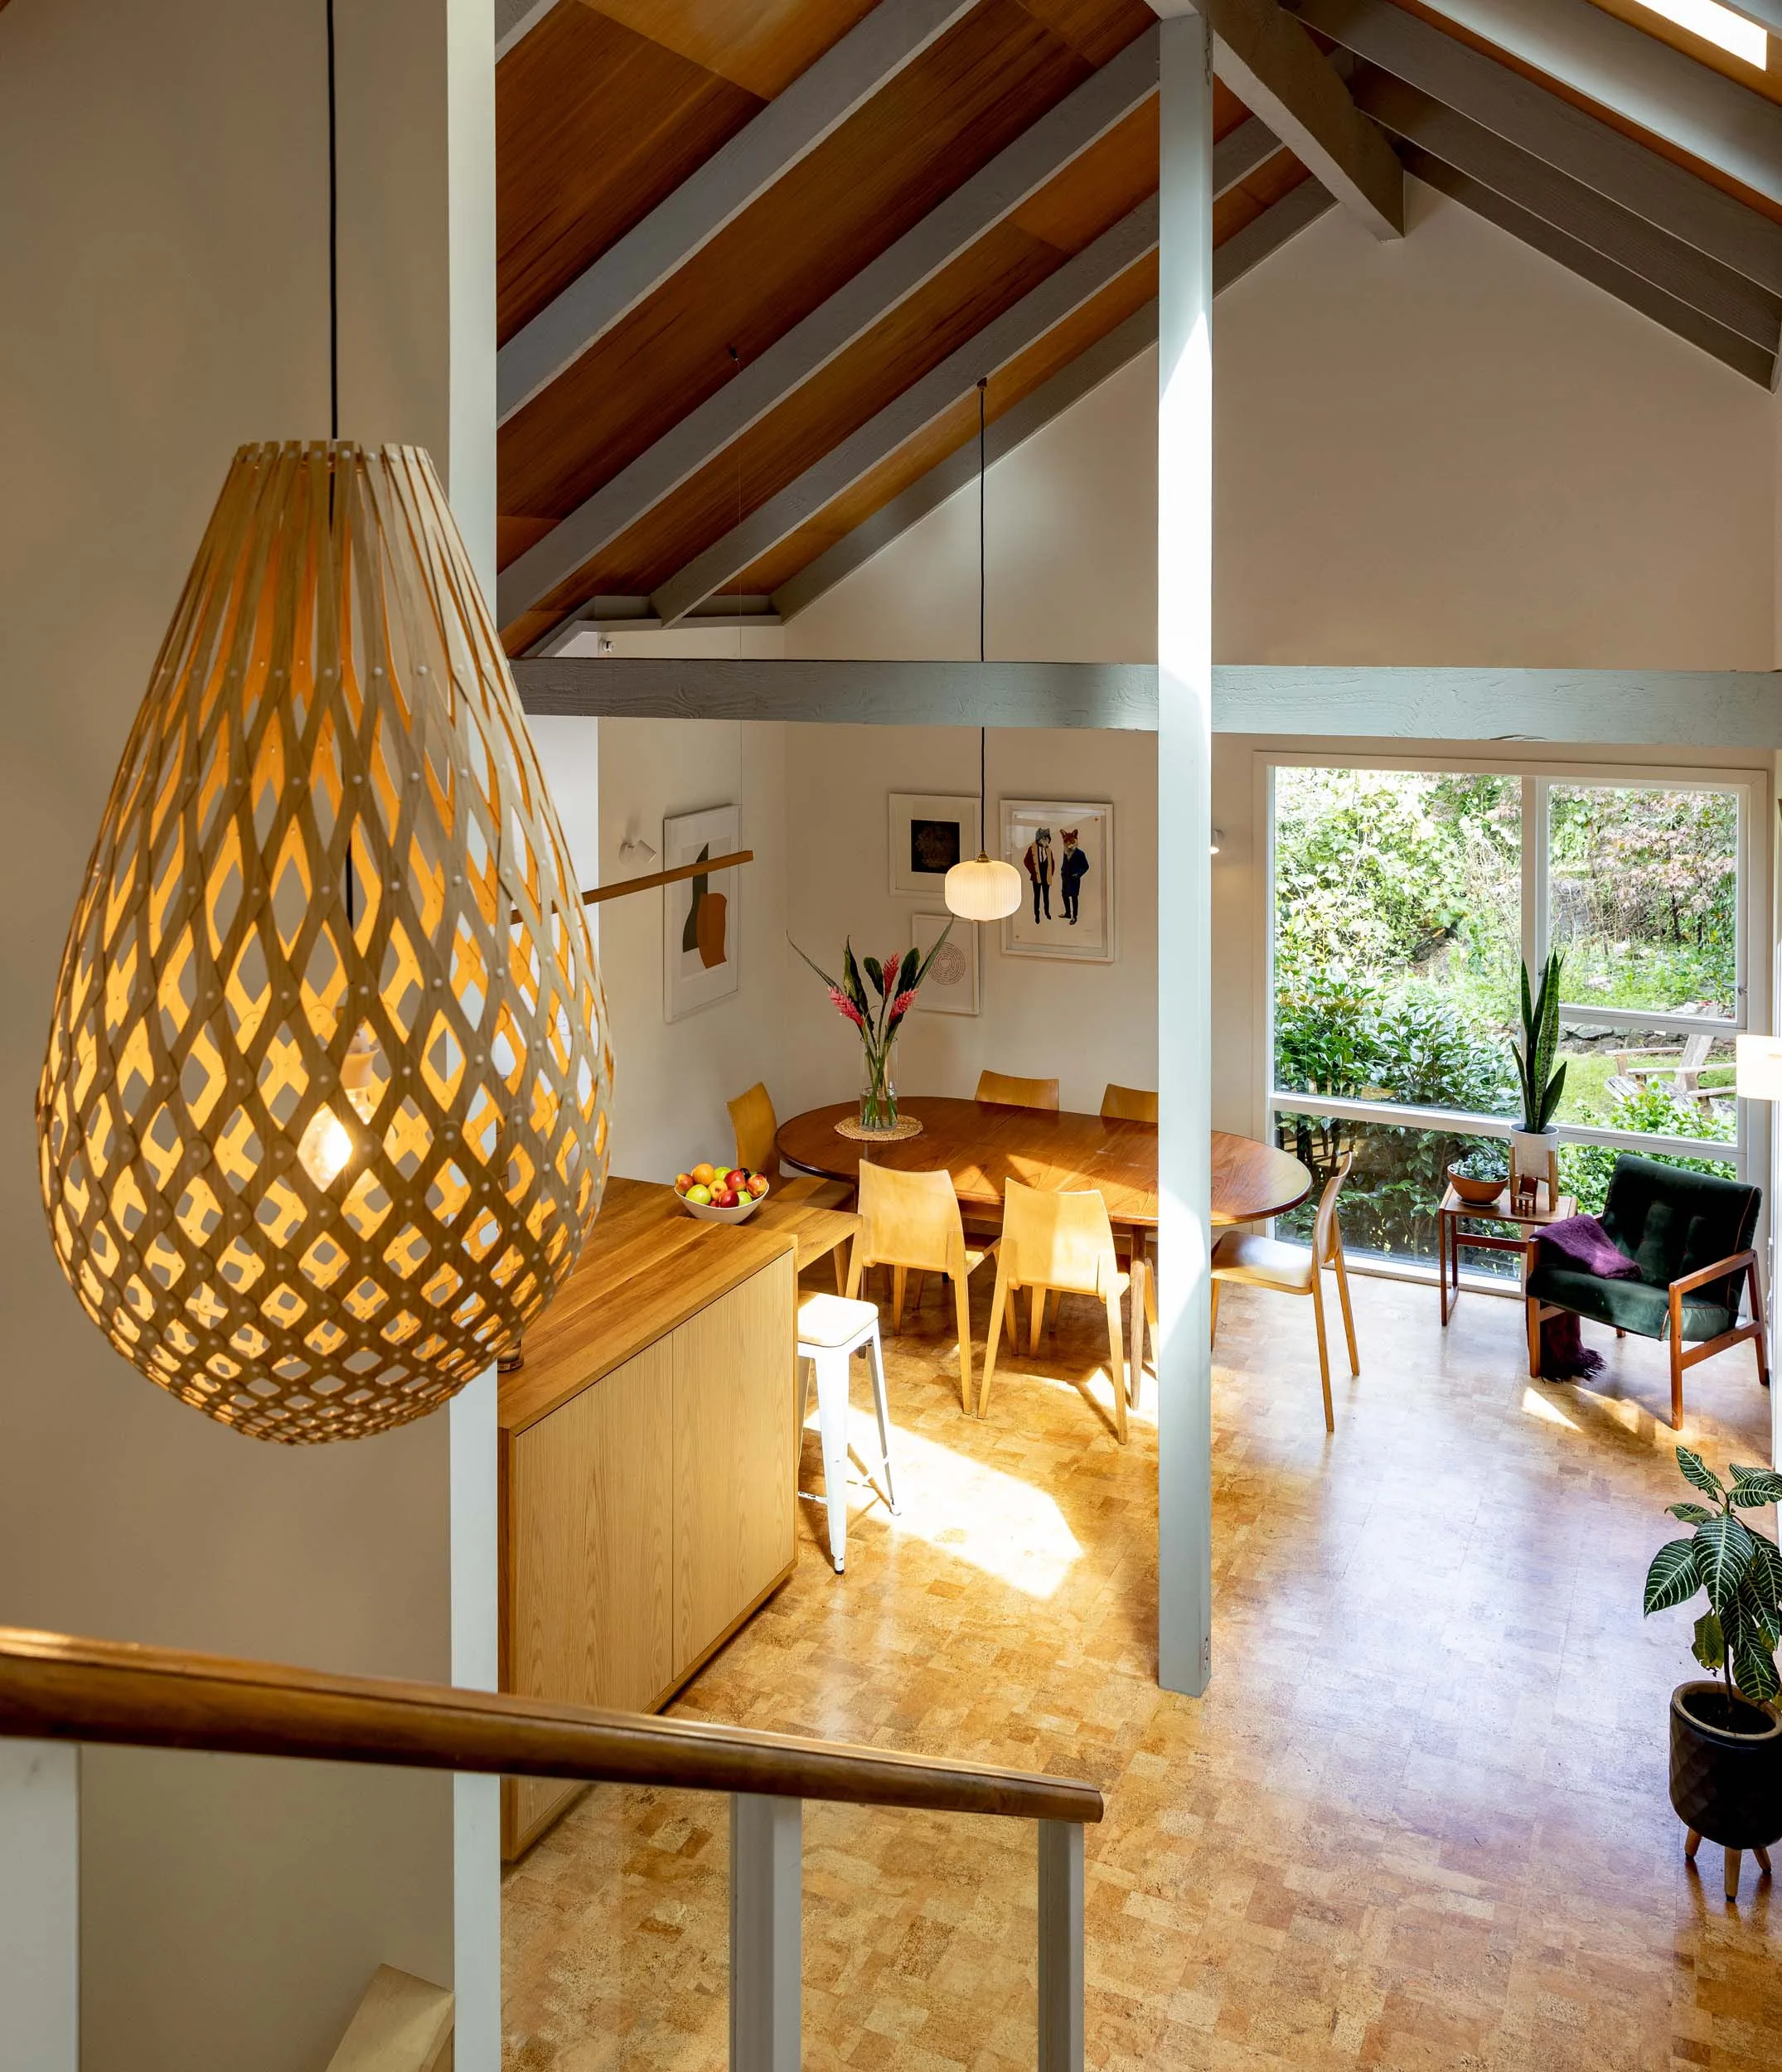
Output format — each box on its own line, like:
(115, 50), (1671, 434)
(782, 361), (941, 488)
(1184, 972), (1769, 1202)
(886, 989), (918, 1024)
(828, 985), (866, 1030)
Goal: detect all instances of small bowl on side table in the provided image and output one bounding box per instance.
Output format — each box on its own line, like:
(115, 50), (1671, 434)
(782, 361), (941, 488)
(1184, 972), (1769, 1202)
(1447, 1163), (1507, 1208)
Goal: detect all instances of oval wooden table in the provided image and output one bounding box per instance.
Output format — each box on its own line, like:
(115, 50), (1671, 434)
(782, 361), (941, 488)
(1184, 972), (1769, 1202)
(777, 1096), (1310, 1228)
(777, 1097), (1310, 1375)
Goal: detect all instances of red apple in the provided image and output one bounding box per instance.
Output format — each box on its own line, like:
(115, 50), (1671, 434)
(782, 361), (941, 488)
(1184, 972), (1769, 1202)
(675, 1173), (693, 1194)
(724, 1168), (748, 1191)
(747, 1174), (769, 1198)
(714, 1187), (738, 1208)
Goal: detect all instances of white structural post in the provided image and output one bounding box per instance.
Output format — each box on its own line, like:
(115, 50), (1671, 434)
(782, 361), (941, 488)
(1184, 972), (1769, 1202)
(1036, 1820), (1086, 2072)
(730, 1794), (801, 2071)
(1156, 4), (1217, 1697)
(0, 1740), (79, 2072)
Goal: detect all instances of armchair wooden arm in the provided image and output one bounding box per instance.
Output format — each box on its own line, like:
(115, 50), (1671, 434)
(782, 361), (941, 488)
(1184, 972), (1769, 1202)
(1664, 1250), (1768, 1431)
(1667, 1249), (1758, 1299)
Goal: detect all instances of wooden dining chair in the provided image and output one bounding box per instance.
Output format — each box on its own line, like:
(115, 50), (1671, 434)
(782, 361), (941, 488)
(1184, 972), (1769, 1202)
(981, 1179), (1137, 1440)
(729, 1082), (853, 1289)
(845, 1164), (993, 1412)
(975, 1068), (1059, 1111)
(1100, 1083), (1158, 1124)
(1210, 1155), (1358, 1431)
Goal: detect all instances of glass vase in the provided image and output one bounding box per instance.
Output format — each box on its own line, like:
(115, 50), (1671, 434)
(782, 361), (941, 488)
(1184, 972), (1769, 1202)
(859, 1041), (899, 1134)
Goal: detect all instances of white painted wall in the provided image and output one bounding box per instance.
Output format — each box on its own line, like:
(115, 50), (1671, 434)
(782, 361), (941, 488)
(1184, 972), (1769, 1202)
(780, 727), (1158, 1116)
(0, 0), (490, 2065)
(536, 719), (794, 1182)
(786, 182), (1777, 669)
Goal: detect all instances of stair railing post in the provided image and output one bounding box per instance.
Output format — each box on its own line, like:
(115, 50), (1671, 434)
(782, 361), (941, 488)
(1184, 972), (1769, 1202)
(729, 1792), (801, 2072)
(1037, 1818), (1084, 2072)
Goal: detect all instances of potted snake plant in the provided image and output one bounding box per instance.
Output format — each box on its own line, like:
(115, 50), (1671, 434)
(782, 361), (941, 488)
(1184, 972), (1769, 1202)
(1510, 950), (1566, 1200)
(1644, 1448), (1782, 1893)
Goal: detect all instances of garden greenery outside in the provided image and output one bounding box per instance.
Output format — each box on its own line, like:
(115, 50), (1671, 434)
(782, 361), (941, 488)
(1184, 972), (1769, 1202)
(1271, 769), (1737, 1267)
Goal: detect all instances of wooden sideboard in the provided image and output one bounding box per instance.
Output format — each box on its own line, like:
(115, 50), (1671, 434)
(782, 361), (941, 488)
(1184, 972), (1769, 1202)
(497, 1177), (800, 1857)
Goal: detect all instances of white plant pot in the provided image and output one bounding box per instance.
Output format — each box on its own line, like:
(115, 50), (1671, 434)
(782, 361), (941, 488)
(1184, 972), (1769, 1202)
(1511, 1126), (1558, 1192)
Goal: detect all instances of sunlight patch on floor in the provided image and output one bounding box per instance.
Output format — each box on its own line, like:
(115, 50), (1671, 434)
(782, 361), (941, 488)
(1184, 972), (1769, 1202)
(1521, 1385), (1579, 1430)
(871, 1420), (1082, 1600)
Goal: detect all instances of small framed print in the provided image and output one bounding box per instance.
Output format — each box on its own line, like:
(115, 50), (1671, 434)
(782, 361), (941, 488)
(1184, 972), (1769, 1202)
(913, 911), (977, 1015)
(889, 792), (980, 898)
(663, 804), (740, 1021)
(1000, 800), (1114, 962)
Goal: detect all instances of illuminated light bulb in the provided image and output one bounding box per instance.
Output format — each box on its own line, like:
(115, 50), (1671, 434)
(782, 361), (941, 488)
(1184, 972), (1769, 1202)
(298, 1106), (354, 1188)
(945, 853), (1022, 922)
(295, 1034), (380, 1189)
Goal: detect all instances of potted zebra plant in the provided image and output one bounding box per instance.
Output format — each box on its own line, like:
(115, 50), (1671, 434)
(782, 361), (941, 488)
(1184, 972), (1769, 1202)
(1510, 950), (1566, 1205)
(1644, 1448), (1782, 1897)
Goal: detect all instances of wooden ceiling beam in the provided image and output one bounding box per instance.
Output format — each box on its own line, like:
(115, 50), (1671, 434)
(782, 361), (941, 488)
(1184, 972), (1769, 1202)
(498, 27), (1172, 631)
(1402, 146), (1774, 383)
(1356, 73), (1782, 351)
(1381, 0), (1782, 209)
(1297, 0), (1782, 294)
(496, 0), (979, 423)
(644, 197), (1164, 627)
(1150, 0), (1403, 237)
(768, 177), (1332, 621)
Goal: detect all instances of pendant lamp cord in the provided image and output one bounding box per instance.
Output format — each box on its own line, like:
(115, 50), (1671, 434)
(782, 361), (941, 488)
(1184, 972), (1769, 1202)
(977, 376), (989, 851)
(327, 0), (340, 442)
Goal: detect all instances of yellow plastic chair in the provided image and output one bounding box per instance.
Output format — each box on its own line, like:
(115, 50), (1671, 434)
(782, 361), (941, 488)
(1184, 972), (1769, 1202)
(1210, 1155), (1358, 1431)
(980, 1179), (1136, 1441)
(1099, 1083), (1158, 1124)
(729, 1082), (853, 1289)
(845, 1164), (993, 1412)
(975, 1068), (1059, 1111)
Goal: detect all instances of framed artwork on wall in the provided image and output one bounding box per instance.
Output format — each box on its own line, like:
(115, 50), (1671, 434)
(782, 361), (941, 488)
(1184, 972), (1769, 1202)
(888, 792), (981, 898)
(663, 803), (740, 1021)
(1000, 799), (1115, 962)
(912, 911), (978, 1015)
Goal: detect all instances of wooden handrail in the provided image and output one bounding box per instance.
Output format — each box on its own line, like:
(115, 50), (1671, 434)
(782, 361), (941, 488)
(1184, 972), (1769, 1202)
(0, 1628), (1102, 1825)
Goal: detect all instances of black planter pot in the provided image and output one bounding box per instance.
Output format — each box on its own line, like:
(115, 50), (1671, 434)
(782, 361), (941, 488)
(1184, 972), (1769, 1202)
(1668, 1680), (1782, 1850)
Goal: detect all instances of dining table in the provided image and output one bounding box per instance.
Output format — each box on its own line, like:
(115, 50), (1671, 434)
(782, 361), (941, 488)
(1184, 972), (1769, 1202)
(776, 1095), (1312, 1361)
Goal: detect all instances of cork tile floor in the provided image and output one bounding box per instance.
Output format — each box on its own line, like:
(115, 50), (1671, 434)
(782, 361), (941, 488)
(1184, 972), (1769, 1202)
(503, 1266), (1782, 2071)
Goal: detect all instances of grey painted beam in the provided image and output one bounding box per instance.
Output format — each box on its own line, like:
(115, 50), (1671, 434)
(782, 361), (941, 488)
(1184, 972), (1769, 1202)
(768, 162), (1329, 623)
(1396, 0), (1782, 209)
(1403, 145), (1774, 384)
(496, 0), (977, 422)
(769, 308), (1163, 624)
(495, 0), (557, 59)
(497, 31), (1167, 628)
(1191, 0), (1403, 238)
(648, 197), (1162, 627)
(513, 657), (1782, 743)
(1295, 0), (1782, 295)
(1356, 75), (1782, 351)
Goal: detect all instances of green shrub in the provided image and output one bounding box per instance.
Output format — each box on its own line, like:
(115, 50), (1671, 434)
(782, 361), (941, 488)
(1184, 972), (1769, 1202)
(1558, 1082), (1736, 1215)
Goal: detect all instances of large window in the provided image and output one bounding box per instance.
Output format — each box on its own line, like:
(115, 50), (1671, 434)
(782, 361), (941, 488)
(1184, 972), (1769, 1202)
(1268, 765), (1746, 1272)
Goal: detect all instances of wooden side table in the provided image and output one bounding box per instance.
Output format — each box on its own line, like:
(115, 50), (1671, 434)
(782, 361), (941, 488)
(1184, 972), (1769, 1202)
(1438, 1183), (1576, 1324)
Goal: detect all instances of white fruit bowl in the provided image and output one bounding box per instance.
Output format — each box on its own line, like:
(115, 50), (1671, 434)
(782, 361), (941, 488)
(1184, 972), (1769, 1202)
(680, 1190), (766, 1224)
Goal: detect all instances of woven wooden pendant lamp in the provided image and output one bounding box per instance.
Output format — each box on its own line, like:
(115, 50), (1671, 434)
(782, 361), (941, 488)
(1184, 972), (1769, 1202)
(36, 440), (613, 1442)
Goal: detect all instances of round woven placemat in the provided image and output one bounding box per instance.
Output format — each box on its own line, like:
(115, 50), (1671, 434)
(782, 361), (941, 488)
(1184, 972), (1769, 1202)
(834, 1114), (925, 1143)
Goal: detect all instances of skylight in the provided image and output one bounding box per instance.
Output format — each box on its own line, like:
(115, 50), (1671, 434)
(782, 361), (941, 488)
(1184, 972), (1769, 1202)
(1634, 0), (1770, 65)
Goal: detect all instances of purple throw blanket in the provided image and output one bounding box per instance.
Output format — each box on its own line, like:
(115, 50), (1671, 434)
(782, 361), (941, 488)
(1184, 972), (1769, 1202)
(1533, 1213), (1639, 1379)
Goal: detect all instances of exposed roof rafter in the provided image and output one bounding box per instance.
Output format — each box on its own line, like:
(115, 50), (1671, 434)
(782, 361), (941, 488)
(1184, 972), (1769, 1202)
(1151, 0), (1404, 236)
(498, 27), (1173, 631)
(765, 178), (1334, 622)
(1354, 72), (1782, 356)
(1296, 0), (1782, 294)
(1403, 145), (1774, 383)
(647, 197), (1164, 627)
(496, 0), (979, 422)
(1384, 0), (1782, 207)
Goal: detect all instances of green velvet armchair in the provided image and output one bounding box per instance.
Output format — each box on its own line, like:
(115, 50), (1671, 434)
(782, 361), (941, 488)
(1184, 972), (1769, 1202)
(1525, 1154), (1769, 1429)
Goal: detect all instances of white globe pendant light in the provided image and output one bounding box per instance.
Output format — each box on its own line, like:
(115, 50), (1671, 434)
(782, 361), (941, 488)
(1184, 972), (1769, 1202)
(945, 380), (1020, 925)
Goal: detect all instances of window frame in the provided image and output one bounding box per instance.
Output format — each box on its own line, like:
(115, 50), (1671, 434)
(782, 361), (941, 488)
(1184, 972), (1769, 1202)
(1262, 754), (1756, 1198)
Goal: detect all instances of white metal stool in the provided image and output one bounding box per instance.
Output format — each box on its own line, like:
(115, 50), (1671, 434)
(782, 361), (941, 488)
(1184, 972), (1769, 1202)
(796, 1293), (897, 1574)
